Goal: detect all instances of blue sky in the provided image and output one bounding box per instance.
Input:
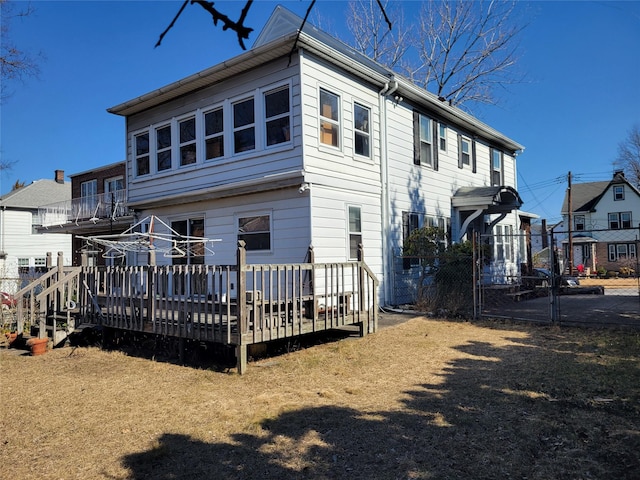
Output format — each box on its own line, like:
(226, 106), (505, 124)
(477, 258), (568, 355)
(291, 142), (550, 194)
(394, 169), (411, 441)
(1, 0), (639, 224)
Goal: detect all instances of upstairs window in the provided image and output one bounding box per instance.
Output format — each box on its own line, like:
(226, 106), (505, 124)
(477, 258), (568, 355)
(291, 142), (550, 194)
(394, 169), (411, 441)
(135, 132), (150, 176)
(238, 214), (271, 251)
(608, 211), (632, 229)
(439, 123), (447, 151)
(265, 86), (290, 146)
(204, 107), (224, 160)
(104, 176), (124, 193)
(179, 117), (197, 166)
(574, 215), (585, 231)
(491, 148), (503, 186)
(156, 125), (172, 171)
(415, 113), (433, 167)
(613, 185), (625, 201)
(233, 97), (255, 154)
(459, 136), (471, 168)
(348, 206), (362, 260)
(319, 88), (340, 147)
(354, 103), (370, 157)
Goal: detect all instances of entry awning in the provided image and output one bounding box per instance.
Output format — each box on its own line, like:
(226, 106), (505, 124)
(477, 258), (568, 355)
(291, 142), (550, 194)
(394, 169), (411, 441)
(452, 186), (523, 241)
(452, 186), (523, 213)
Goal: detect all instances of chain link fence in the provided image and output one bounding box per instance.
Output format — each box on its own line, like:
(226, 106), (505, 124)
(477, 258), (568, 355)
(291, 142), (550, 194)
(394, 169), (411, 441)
(393, 227), (640, 328)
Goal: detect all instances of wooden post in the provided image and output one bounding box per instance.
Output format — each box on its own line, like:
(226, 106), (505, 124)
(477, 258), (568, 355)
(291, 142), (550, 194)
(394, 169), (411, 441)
(236, 240), (247, 374)
(357, 243), (367, 337)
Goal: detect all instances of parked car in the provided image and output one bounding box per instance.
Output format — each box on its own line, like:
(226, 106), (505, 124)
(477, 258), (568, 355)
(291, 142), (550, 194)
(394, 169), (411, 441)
(1, 292), (17, 309)
(532, 268), (581, 287)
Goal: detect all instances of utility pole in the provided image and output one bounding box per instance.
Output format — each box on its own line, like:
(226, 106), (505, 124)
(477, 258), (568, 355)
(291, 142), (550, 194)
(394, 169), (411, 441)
(567, 171), (573, 275)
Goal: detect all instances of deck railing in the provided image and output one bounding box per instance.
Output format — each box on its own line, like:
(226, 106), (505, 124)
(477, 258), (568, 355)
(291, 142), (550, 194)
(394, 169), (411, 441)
(15, 243), (378, 373)
(38, 189), (132, 227)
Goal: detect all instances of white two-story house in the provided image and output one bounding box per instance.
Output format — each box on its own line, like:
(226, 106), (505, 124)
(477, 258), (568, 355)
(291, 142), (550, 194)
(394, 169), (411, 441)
(561, 171), (640, 275)
(107, 6), (527, 306)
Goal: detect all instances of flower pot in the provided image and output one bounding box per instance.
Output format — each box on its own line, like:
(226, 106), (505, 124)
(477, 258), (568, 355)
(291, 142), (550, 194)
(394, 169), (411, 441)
(5, 332), (18, 347)
(26, 337), (49, 356)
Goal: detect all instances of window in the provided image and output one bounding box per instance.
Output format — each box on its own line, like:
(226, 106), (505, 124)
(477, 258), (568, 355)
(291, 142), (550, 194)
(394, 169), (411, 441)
(495, 225), (505, 261)
(204, 107), (224, 160)
(233, 97), (255, 153)
(135, 132), (150, 176)
(80, 180), (98, 218)
(171, 218), (205, 266)
(415, 113), (433, 166)
(459, 136), (471, 167)
(81, 179), (97, 198)
(238, 214), (270, 251)
(613, 185), (625, 201)
(104, 176), (124, 193)
(574, 215), (585, 231)
(608, 243), (636, 262)
(18, 258), (29, 275)
(354, 103), (370, 157)
(179, 117), (197, 166)
(265, 86), (290, 146)
(348, 206), (362, 260)
(34, 257), (47, 273)
(439, 124), (447, 151)
(156, 125), (172, 171)
(491, 148), (503, 186)
(582, 244), (591, 259)
(609, 212), (632, 229)
(402, 212), (420, 269)
(319, 88), (340, 147)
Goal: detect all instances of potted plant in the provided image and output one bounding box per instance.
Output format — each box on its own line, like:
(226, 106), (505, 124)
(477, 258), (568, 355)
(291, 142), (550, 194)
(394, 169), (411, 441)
(26, 337), (49, 356)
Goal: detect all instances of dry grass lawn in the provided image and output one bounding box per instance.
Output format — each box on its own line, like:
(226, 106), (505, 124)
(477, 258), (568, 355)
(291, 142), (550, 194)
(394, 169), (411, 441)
(1, 316), (639, 479)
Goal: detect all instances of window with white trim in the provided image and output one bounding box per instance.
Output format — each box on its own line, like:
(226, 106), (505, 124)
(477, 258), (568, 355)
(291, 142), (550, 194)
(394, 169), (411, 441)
(135, 132), (150, 176)
(402, 212), (420, 269)
(233, 97), (255, 154)
(459, 136), (471, 167)
(574, 215), (585, 231)
(179, 117), (197, 166)
(613, 185), (624, 201)
(439, 124), (447, 151)
(354, 103), (370, 157)
(608, 243), (636, 262)
(348, 206), (362, 260)
(491, 148), (503, 186)
(18, 258), (29, 274)
(34, 257), (47, 273)
(204, 107), (224, 160)
(105, 176), (124, 193)
(495, 225), (505, 261)
(238, 214), (271, 251)
(265, 86), (290, 146)
(415, 113), (433, 166)
(156, 125), (172, 171)
(319, 88), (340, 147)
(608, 212), (632, 229)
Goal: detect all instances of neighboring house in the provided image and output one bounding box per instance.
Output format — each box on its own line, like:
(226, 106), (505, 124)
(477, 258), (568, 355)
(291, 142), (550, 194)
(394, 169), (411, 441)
(0, 170), (72, 293)
(560, 171), (640, 274)
(106, 6), (528, 306)
(37, 161), (134, 266)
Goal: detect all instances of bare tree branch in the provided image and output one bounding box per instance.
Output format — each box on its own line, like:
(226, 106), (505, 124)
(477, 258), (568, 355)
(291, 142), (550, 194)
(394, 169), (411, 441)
(156, 0), (254, 50)
(1, 0), (42, 103)
(346, 0), (526, 110)
(346, 0), (405, 69)
(614, 125), (640, 187)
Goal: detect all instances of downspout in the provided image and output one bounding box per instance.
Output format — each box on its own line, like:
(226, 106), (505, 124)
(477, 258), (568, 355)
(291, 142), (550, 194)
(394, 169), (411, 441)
(379, 77), (398, 305)
(299, 47), (314, 253)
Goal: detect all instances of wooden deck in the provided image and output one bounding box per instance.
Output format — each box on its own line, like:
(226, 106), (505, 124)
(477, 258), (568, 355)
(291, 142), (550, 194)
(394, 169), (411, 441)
(15, 244), (378, 373)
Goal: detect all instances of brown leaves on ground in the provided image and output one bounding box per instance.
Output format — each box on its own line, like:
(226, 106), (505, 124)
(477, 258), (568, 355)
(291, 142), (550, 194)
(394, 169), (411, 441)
(1, 316), (639, 479)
